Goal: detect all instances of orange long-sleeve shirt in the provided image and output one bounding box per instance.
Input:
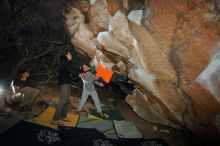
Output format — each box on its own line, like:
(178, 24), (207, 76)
(95, 64), (113, 83)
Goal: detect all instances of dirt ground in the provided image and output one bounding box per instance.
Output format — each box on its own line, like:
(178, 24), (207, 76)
(0, 83), (213, 146)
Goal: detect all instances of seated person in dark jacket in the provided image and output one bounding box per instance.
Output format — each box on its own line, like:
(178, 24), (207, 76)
(13, 69), (40, 112)
(51, 48), (79, 125)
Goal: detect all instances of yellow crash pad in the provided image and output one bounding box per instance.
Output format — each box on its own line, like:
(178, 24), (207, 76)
(87, 113), (109, 120)
(28, 107), (79, 130)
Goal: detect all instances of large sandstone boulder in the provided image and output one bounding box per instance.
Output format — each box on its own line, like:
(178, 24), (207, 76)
(64, 0), (220, 140)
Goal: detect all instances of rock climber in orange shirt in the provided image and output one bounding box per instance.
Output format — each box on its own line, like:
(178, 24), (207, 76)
(91, 64), (132, 95)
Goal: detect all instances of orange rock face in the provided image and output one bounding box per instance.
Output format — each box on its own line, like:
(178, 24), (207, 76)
(142, 0), (220, 138)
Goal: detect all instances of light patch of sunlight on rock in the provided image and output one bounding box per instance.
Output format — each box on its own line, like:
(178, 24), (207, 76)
(128, 10), (143, 25)
(197, 52), (220, 102)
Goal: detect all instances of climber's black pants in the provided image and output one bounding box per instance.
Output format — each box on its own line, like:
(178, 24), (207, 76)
(110, 73), (131, 95)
